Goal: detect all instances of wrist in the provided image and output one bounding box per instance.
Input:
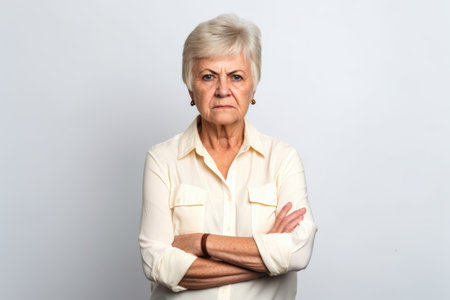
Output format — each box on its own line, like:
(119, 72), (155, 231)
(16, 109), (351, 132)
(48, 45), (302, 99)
(201, 233), (211, 258)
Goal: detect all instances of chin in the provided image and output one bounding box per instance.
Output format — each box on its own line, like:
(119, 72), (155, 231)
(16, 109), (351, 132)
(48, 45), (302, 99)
(209, 113), (242, 126)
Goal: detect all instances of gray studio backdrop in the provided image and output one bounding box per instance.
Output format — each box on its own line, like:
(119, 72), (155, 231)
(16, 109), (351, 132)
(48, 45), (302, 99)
(1, 0), (449, 299)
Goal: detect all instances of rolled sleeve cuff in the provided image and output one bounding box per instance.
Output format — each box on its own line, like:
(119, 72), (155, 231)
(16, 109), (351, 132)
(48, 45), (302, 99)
(253, 233), (294, 276)
(154, 247), (197, 292)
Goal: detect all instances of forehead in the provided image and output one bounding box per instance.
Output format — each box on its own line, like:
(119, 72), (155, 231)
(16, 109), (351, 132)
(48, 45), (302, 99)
(194, 53), (251, 72)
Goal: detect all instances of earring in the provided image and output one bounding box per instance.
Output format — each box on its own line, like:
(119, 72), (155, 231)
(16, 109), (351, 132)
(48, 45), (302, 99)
(251, 99), (256, 105)
(190, 100), (195, 106)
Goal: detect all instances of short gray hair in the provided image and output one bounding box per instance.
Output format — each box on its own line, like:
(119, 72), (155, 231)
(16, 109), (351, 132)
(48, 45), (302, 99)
(182, 14), (262, 91)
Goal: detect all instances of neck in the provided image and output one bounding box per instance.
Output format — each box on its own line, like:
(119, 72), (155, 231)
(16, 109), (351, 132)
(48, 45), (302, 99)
(198, 118), (245, 152)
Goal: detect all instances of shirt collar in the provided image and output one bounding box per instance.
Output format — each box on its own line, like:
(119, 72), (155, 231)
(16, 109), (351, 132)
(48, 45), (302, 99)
(177, 116), (267, 159)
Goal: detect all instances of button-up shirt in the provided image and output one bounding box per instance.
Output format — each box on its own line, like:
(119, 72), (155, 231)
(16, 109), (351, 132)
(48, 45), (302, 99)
(139, 117), (317, 300)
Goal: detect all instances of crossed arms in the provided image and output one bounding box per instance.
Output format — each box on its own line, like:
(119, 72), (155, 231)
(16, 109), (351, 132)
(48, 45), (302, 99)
(173, 203), (306, 289)
(139, 150), (317, 292)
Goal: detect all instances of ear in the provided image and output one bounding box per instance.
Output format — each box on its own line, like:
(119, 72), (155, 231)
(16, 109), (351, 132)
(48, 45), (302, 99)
(189, 90), (194, 100)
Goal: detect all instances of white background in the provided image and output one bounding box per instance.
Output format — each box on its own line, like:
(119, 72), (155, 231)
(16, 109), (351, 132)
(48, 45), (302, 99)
(1, 0), (449, 299)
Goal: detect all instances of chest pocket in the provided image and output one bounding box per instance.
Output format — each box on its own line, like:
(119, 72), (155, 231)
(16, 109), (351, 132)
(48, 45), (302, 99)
(248, 183), (278, 234)
(170, 184), (206, 235)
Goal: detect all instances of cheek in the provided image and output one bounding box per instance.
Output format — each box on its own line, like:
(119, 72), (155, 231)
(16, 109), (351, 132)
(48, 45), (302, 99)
(234, 86), (253, 102)
(247, 89), (255, 99)
(193, 88), (214, 107)
(194, 83), (214, 97)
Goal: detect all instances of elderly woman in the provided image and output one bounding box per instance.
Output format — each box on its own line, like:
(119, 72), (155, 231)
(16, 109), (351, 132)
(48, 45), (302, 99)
(139, 14), (317, 300)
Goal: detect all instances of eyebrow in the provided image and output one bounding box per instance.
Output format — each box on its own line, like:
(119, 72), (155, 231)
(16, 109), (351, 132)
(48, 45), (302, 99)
(199, 69), (247, 76)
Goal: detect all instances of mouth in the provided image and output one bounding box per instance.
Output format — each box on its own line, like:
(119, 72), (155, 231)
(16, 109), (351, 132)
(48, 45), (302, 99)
(213, 105), (234, 109)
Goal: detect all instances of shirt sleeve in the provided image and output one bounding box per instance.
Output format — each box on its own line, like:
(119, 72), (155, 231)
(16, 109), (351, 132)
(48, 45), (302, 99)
(253, 147), (318, 276)
(139, 151), (197, 292)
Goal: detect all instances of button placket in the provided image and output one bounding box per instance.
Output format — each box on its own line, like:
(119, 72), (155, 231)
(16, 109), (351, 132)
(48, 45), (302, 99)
(222, 186), (231, 236)
(217, 284), (231, 300)
(225, 161), (237, 236)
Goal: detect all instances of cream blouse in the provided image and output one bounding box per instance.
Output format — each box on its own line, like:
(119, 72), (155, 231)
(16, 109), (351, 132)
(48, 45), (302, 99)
(139, 117), (317, 300)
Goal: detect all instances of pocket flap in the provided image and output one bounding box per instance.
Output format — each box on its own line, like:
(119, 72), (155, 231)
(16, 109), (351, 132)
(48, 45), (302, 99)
(171, 184), (207, 208)
(248, 183), (278, 206)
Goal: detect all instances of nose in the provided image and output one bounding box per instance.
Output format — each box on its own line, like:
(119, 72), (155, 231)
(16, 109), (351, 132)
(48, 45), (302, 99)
(215, 76), (231, 97)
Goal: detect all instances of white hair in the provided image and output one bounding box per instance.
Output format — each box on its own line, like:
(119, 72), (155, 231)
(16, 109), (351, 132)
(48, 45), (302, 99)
(182, 14), (262, 91)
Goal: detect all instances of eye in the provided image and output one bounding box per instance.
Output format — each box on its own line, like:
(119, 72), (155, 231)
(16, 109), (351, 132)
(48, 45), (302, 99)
(202, 74), (214, 81)
(232, 74), (243, 81)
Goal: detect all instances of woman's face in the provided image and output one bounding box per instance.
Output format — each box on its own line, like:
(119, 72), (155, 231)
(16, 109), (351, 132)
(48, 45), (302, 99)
(189, 52), (255, 127)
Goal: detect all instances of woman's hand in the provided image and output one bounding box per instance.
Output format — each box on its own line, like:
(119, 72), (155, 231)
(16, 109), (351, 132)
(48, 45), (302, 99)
(172, 233), (203, 257)
(173, 202), (306, 255)
(268, 202), (306, 233)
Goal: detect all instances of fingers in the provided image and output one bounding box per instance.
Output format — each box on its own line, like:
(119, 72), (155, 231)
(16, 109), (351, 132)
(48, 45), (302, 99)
(269, 203), (308, 233)
(278, 208), (305, 232)
(284, 213), (304, 232)
(270, 202), (291, 232)
(278, 202), (293, 221)
(273, 206), (307, 233)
